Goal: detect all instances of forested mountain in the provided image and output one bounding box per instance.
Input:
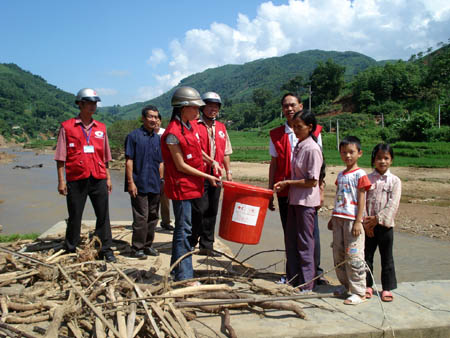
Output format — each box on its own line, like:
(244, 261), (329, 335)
(102, 50), (387, 119)
(2, 44), (448, 144)
(0, 64), (115, 140)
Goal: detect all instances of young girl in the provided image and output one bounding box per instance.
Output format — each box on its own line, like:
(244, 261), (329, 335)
(364, 144), (402, 302)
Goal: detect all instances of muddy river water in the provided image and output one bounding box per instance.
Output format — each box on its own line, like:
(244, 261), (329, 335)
(0, 148), (131, 234)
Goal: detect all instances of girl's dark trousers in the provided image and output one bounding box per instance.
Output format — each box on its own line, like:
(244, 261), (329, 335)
(365, 224), (397, 291)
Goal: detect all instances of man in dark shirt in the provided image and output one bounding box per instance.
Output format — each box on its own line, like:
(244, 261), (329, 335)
(125, 105), (163, 259)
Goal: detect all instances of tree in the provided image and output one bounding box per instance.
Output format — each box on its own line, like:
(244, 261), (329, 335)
(351, 61), (422, 113)
(252, 88), (272, 108)
(310, 59), (345, 106)
(281, 75), (304, 94)
(425, 45), (450, 92)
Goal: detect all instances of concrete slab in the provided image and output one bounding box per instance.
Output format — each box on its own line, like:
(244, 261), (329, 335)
(189, 280), (450, 337)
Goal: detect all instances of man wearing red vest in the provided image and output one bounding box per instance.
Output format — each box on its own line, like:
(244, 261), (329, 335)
(269, 93), (326, 284)
(191, 92), (233, 256)
(54, 88), (115, 262)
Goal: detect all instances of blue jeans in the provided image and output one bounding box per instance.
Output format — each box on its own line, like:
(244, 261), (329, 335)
(171, 199), (194, 281)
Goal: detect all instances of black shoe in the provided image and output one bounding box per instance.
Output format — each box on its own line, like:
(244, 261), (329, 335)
(63, 249), (76, 255)
(198, 248), (222, 257)
(161, 223), (175, 231)
(99, 251), (116, 263)
(316, 277), (330, 285)
(132, 250), (147, 260)
(143, 247), (159, 256)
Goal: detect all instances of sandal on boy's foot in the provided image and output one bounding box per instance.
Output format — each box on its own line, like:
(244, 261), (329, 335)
(365, 287), (373, 299)
(344, 294), (367, 305)
(185, 281), (202, 287)
(381, 290), (394, 302)
(333, 286), (349, 298)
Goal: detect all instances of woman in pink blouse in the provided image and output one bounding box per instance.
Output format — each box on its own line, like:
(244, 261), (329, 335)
(274, 110), (323, 292)
(364, 143), (402, 302)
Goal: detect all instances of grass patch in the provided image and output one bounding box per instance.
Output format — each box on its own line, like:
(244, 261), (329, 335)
(229, 130), (271, 162)
(229, 130), (450, 168)
(0, 233), (40, 243)
(24, 139), (56, 149)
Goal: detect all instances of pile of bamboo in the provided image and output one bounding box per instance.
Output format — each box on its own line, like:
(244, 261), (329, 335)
(0, 236), (316, 338)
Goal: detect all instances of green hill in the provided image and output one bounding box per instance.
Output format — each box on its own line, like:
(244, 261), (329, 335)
(102, 50), (389, 119)
(0, 63), (115, 140)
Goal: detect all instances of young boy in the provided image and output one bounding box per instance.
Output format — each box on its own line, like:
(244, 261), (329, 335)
(328, 136), (371, 305)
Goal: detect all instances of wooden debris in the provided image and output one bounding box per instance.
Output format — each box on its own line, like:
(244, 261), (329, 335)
(223, 308), (237, 338)
(0, 322), (38, 338)
(0, 232), (336, 337)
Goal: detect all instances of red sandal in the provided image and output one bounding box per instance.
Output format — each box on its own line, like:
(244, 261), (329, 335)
(381, 290), (393, 302)
(365, 287), (373, 299)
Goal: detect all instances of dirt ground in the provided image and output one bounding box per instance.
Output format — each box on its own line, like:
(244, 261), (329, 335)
(231, 161), (450, 241)
(0, 151), (16, 164)
(0, 136), (18, 164)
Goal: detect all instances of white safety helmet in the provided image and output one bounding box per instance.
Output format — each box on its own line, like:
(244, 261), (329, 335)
(202, 92), (222, 108)
(75, 88), (101, 104)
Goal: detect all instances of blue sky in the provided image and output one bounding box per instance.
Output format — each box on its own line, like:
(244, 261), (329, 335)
(1, 0), (449, 107)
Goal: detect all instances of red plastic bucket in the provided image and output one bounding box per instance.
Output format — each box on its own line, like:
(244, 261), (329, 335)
(219, 181), (273, 245)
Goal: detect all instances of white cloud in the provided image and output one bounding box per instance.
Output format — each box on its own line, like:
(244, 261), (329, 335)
(147, 48), (167, 67)
(145, 0), (450, 99)
(136, 86), (165, 102)
(95, 88), (118, 97)
(105, 70), (130, 77)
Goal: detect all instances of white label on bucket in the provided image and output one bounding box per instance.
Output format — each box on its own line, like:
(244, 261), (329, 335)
(231, 202), (260, 226)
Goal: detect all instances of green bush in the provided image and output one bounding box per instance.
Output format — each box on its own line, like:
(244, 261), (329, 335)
(399, 111), (434, 141)
(366, 101), (405, 116)
(425, 126), (450, 142)
(314, 103), (342, 116)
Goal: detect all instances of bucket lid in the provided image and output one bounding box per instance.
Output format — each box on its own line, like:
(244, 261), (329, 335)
(222, 181), (273, 197)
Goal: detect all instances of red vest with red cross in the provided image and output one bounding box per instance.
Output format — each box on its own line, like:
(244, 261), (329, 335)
(62, 118), (107, 182)
(161, 119), (204, 200)
(195, 119), (227, 177)
(270, 123), (323, 197)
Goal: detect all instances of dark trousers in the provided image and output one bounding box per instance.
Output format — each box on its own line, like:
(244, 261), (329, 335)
(314, 211), (323, 275)
(131, 192), (160, 251)
(191, 180), (221, 250)
(160, 189), (171, 225)
(278, 196), (323, 277)
(65, 177), (112, 254)
(285, 205), (316, 290)
(277, 196), (289, 234)
(365, 225), (397, 291)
